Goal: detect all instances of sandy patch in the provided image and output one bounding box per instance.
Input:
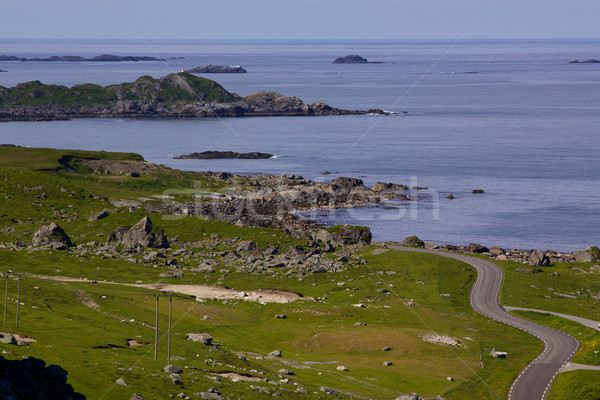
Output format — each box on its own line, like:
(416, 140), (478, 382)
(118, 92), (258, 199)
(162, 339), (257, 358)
(420, 333), (462, 347)
(29, 275), (310, 304)
(215, 372), (262, 382)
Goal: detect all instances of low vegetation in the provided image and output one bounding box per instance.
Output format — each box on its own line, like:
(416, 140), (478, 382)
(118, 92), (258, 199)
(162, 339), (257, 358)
(0, 146), (597, 399)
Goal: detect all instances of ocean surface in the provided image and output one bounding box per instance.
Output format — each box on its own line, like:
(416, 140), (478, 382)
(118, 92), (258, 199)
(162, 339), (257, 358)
(1, 38), (599, 252)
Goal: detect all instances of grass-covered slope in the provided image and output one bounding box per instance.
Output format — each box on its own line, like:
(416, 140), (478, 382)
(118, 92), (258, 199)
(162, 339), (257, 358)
(0, 73), (241, 107)
(2, 146), (596, 399)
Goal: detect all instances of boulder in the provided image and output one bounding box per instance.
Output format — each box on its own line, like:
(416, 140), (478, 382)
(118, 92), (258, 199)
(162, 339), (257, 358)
(32, 223), (72, 247)
(468, 243), (489, 253)
(268, 350), (282, 357)
(330, 176), (365, 192)
(131, 395), (145, 400)
(108, 216), (169, 248)
(320, 386), (339, 395)
(236, 240), (256, 252)
(186, 333), (212, 345)
(88, 210), (109, 221)
(571, 246), (600, 262)
(402, 236), (424, 247)
(395, 394), (419, 400)
(529, 250), (551, 267)
(489, 246), (505, 256)
(163, 365), (183, 374)
(0, 333), (16, 345)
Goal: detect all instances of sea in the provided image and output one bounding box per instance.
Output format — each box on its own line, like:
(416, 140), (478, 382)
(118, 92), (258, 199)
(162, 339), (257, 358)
(1, 38), (599, 252)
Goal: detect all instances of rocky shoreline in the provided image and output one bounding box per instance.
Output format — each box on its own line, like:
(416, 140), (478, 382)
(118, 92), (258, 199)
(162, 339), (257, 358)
(389, 236), (600, 266)
(0, 73), (387, 121)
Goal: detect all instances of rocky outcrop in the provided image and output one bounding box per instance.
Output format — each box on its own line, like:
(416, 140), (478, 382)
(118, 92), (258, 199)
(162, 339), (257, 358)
(0, 355), (85, 400)
(333, 55), (382, 64)
(0, 54), (163, 62)
(32, 223), (72, 249)
(402, 236), (425, 247)
(0, 73), (386, 121)
(107, 217), (169, 248)
(187, 65), (247, 73)
(529, 250), (551, 266)
(174, 151), (273, 160)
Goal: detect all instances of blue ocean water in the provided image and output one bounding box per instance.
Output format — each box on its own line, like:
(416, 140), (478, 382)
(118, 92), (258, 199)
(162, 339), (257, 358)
(1, 39), (599, 252)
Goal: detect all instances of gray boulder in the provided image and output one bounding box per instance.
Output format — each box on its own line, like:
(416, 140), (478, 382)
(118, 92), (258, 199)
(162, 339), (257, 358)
(320, 386), (338, 396)
(108, 216), (169, 248)
(88, 210), (109, 221)
(468, 243), (489, 253)
(395, 394), (419, 400)
(32, 223), (72, 247)
(268, 350), (282, 357)
(571, 246), (600, 262)
(529, 250), (551, 266)
(186, 333), (212, 345)
(130, 395), (145, 400)
(163, 364), (183, 374)
(1, 333), (16, 345)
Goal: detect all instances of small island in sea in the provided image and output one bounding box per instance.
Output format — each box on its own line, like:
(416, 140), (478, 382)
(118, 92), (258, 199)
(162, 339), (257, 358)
(568, 59), (600, 63)
(174, 151), (273, 159)
(0, 72), (388, 121)
(187, 65), (247, 73)
(333, 54), (383, 64)
(0, 54), (164, 62)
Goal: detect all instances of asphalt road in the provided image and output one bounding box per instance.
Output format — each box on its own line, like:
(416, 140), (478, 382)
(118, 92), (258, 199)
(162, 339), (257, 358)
(389, 245), (580, 400)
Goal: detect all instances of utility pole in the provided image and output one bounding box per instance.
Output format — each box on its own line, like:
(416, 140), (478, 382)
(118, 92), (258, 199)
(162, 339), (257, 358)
(154, 294), (160, 362)
(3, 273), (9, 326)
(15, 274), (23, 328)
(167, 294), (173, 363)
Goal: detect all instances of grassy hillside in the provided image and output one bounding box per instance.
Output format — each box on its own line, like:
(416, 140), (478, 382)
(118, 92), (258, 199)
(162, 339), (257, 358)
(1, 146), (590, 399)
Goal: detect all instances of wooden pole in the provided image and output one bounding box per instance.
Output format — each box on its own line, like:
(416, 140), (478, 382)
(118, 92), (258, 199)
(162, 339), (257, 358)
(3, 274), (8, 326)
(15, 275), (22, 328)
(167, 295), (173, 363)
(154, 295), (159, 362)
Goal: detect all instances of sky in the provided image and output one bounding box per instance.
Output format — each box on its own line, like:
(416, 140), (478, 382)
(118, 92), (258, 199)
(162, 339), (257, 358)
(1, 0), (598, 40)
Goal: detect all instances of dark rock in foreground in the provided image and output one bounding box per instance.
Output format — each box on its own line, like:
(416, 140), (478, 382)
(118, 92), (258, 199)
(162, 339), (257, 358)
(174, 151), (273, 160)
(0, 355), (86, 400)
(0, 54), (163, 62)
(0, 73), (387, 121)
(187, 64), (247, 73)
(333, 54), (383, 64)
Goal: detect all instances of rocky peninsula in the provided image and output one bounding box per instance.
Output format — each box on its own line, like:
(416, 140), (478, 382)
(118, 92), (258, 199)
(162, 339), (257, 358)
(0, 54), (164, 62)
(174, 151), (273, 159)
(187, 65), (247, 73)
(0, 72), (386, 121)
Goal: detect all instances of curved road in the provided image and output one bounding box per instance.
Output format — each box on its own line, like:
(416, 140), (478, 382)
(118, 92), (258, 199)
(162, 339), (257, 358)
(389, 245), (580, 400)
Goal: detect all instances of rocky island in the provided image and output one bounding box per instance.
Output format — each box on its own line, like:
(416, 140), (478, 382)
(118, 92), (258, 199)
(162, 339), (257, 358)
(175, 151), (273, 159)
(0, 72), (387, 121)
(333, 54), (383, 64)
(187, 64), (247, 73)
(0, 54), (164, 62)
(568, 59), (600, 63)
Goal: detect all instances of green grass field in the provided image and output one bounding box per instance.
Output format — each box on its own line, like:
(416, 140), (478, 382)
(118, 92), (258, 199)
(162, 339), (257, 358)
(0, 146), (597, 399)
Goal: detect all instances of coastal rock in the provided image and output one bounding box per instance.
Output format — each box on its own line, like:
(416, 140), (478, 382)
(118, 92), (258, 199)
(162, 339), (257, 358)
(402, 236), (424, 247)
(174, 151), (273, 160)
(187, 65), (247, 73)
(468, 243), (489, 253)
(571, 246), (600, 262)
(32, 223), (73, 248)
(529, 250), (551, 266)
(371, 182), (408, 191)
